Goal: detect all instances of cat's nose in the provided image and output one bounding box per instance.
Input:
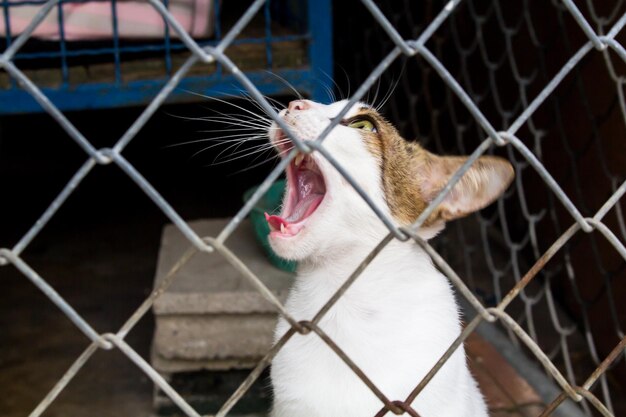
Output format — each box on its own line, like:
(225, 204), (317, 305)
(287, 100), (310, 112)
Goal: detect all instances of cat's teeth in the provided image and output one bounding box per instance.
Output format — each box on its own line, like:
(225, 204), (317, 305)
(280, 223), (286, 234)
(294, 153), (305, 167)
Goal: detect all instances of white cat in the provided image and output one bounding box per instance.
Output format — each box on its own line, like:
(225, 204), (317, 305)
(265, 99), (513, 417)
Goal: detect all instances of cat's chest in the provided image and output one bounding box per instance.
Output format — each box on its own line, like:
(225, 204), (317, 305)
(271, 268), (460, 413)
(273, 263), (457, 367)
(271, 285), (398, 411)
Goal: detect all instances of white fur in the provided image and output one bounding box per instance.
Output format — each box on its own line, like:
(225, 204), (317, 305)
(267, 100), (488, 417)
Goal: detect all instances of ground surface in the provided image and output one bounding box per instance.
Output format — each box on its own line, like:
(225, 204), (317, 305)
(0, 220), (544, 417)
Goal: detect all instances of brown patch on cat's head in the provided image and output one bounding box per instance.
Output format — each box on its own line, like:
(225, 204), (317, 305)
(348, 107), (515, 226)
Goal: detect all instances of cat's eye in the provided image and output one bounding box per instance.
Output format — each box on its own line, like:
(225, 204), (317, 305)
(348, 119), (377, 132)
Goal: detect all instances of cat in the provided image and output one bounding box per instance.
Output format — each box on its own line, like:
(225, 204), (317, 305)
(265, 99), (514, 417)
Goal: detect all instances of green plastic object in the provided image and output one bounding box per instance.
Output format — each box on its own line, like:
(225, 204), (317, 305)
(243, 180), (298, 272)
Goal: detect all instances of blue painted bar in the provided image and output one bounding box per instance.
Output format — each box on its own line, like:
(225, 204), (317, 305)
(13, 35), (310, 61)
(307, 0), (333, 103)
(56, 0), (69, 86)
(2, 0), (11, 48)
(213, 0), (223, 79)
(1, 0), (17, 89)
(162, 0), (172, 76)
(264, 0), (273, 69)
(0, 69), (314, 114)
(110, 0), (121, 85)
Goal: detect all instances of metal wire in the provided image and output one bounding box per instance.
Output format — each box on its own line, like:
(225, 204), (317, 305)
(2, 1), (625, 416)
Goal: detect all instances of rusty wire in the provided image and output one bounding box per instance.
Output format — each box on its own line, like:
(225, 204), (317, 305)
(2, 0), (626, 416)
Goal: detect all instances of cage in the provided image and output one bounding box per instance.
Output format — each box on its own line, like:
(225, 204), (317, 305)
(333, 1), (626, 415)
(1, 0), (625, 417)
(0, 0), (332, 113)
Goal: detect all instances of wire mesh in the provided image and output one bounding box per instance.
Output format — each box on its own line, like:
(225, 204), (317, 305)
(334, 1), (626, 414)
(1, 0), (626, 416)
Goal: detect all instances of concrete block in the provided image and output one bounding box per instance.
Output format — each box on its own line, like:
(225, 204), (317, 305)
(152, 218), (294, 372)
(154, 315), (278, 362)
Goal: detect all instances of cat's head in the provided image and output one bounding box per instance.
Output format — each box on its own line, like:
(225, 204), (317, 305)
(266, 99), (514, 261)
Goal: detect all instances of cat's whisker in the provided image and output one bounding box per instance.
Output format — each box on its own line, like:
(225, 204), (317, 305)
(192, 135), (289, 158)
(238, 95), (273, 116)
(262, 95), (286, 112)
(323, 84), (335, 103)
(320, 69), (341, 102)
(198, 112), (272, 126)
(337, 65), (351, 99)
(202, 111), (271, 124)
(213, 90), (283, 115)
(217, 140), (279, 160)
(225, 148), (281, 175)
(376, 68), (404, 112)
(182, 93), (276, 136)
(240, 90), (283, 114)
(264, 70), (303, 100)
(178, 113), (268, 128)
(196, 118), (272, 131)
(167, 110), (268, 128)
(196, 126), (269, 134)
(188, 134), (267, 156)
(277, 146), (295, 158)
(169, 131), (270, 148)
(369, 76), (383, 110)
(190, 142), (264, 160)
(165, 113), (221, 122)
(186, 91), (272, 122)
(209, 135), (270, 161)
(248, 144), (279, 165)
(312, 73), (335, 104)
(274, 138), (292, 146)
(208, 130), (276, 162)
(198, 125), (269, 135)
(210, 142), (281, 166)
(207, 135), (268, 148)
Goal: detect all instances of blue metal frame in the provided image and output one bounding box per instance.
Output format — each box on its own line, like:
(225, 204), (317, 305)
(307, 0), (333, 103)
(0, 0), (333, 114)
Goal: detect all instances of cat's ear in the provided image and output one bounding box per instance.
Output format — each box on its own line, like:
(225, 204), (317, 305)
(419, 154), (514, 221)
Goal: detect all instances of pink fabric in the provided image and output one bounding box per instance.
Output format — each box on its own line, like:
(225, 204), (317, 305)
(0, 0), (214, 40)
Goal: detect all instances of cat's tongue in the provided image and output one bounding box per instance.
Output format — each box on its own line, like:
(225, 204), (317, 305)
(265, 194), (323, 236)
(265, 163), (325, 236)
(266, 213), (301, 236)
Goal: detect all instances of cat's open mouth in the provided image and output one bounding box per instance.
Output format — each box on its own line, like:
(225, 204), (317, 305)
(265, 152), (326, 238)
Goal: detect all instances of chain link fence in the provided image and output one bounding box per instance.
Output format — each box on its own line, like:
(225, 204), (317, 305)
(2, 0), (626, 416)
(336, 1), (626, 415)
